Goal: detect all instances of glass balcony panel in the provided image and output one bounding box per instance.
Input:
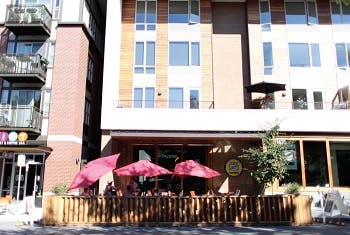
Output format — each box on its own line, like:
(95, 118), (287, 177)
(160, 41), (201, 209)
(0, 54), (48, 83)
(5, 4), (52, 36)
(0, 104), (42, 133)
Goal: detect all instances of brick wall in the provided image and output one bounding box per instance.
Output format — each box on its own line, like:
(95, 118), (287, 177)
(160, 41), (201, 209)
(44, 25), (89, 192)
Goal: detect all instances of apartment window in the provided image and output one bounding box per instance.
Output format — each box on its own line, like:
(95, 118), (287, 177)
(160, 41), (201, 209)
(313, 91), (323, 110)
(285, 0), (318, 25)
(169, 0), (200, 24)
(288, 43), (320, 67)
(43, 89), (51, 117)
(136, 0), (156, 30)
(331, 0), (350, 24)
(53, 0), (61, 19)
(260, 0), (271, 31)
(190, 89), (199, 109)
(169, 42), (200, 66)
(88, 13), (97, 40)
(48, 42), (55, 66)
(84, 99), (90, 125)
(87, 55), (93, 83)
(134, 41), (155, 74)
(169, 88), (183, 108)
(25, 0), (52, 13)
(292, 89), (308, 109)
(134, 87), (155, 108)
(263, 42), (273, 75)
(335, 43), (350, 67)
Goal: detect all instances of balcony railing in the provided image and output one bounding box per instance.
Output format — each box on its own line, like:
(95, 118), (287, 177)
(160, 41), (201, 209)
(5, 4), (52, 36)
(114, 100), (215, 109)
(0, 54), (48, 83)
(0, 105), (42, 133)
(248, 100), (349, 111)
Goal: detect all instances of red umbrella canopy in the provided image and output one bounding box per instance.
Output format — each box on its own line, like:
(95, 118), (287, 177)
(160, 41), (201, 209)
(173, 160), (221, 179)
(114, 159), (173, 177)
(68, 153), (120, 191)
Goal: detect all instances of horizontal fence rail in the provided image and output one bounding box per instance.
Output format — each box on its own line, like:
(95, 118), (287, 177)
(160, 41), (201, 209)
(43, 195), (312, 226)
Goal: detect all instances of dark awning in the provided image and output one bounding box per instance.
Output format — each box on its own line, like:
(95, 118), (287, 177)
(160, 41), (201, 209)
(245, 81), (286, 94)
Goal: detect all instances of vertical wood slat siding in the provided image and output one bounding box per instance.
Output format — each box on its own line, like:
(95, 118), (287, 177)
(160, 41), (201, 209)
(247, 0), (260, 24)
(119, 1), (135, 103)
(156, 0), (168, 108)
(43, 195), (311, 226)
(317, 0), (331, 25)
(200, 0), (214, 109)
(270, 0), (285, 24)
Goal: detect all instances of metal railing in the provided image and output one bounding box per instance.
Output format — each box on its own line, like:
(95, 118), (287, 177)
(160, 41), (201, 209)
(114, 100), (215, 109)
(5, 4), (52, 34)
(248, 100), (349, 111)
(0, 105), (42, 132)
(0, 54), (48, 80)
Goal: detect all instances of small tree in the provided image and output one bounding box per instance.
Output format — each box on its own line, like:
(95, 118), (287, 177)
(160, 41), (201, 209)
(242, 124), (293, 195)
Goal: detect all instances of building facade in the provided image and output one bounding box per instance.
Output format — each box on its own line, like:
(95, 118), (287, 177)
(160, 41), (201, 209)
(0, 0), (105, 201)
(101, 0), (350, 196)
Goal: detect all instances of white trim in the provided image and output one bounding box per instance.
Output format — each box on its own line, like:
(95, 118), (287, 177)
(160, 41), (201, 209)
(47, 135), (82, 144)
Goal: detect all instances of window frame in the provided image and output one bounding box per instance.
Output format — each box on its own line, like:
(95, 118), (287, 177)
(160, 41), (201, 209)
(133, 87), (155, 108)
(136, 0), (157, 31)
(259, 0), (271, 31)
(288, 42), (321, 67)
(169, 41), (200, 66)
(285, 0), (318, 25)
(263, 42), (273, 75)
(335, 43), (350, 68)
(134, 41), (156, 74)
(330, 0), (350, 24)
(168, 0), (200, 24)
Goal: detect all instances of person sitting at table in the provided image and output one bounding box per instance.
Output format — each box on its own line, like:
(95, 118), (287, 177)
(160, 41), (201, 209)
(123, 185), (133, 197)
(103, 180), (116, 196)
(80, 187), (92, 197)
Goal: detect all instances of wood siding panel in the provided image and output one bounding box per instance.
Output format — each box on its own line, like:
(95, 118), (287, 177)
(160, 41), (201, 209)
(318, 0), (331, 25)
(201, 0), (214, 108)
(156, 0), (168, 108)
(270, 0), (285, 24)
(247, 0), (260, 25)
(119, 1), (135, 103)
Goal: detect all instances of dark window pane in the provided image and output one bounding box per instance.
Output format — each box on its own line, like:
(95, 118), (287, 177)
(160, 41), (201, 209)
(190, 0), (200, 23)
(260, 1), (271, 24)
(331, 2), (342, 24)
(169, 1), (188, 23)
(136, 1), (145, 23)
(147, 1), (156, 23)
(190, 90), (199, 109)
(307, 1), (317, 24)
(285, 2), (307, 24)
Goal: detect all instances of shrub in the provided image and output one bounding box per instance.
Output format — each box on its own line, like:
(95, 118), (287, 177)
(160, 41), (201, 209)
(284, 182), (301, 195)
(52, 182), (69, 195)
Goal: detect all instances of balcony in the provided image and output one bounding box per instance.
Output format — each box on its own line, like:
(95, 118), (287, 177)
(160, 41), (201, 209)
(0, 54), (48, 83)
(0, 105), (42, 134)
(5, 4), (52, 36)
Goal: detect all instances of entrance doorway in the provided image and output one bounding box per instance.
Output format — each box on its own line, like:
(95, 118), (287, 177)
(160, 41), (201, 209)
(0, 153), (44, 200)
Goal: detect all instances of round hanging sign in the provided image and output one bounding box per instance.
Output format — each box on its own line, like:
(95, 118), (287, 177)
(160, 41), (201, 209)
(225, 159), (243, 177)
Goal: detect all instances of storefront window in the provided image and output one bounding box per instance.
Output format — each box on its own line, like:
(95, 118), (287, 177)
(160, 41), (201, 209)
(279, 142), (302, 185)
(331, 142), (350, 187)
(304, 141), (329, 186)
(132, 145), (207, 195)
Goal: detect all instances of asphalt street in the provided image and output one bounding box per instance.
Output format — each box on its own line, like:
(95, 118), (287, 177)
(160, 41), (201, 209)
(0, 222), (349, 235)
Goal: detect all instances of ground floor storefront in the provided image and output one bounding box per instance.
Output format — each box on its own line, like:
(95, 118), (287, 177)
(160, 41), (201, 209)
(100, 131), (350, 198)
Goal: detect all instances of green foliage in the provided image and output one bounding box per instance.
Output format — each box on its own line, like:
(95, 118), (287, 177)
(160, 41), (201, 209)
(52, 182), (69, 195)
(337, 0), (350, 5)
(241, 124), (294, 194)
(284, 182), (301, 195)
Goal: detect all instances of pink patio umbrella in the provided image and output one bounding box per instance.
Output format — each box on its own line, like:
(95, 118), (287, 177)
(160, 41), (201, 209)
(68, 153), (120, 190)
(173, 160), (221, 178)
(114, 159), (173, 177)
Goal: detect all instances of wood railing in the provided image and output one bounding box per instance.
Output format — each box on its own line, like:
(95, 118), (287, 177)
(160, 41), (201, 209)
(42, 194), (312, 226)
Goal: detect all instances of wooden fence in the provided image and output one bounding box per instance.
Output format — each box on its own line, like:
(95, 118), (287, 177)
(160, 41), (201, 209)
(42, 194), (312, 226)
